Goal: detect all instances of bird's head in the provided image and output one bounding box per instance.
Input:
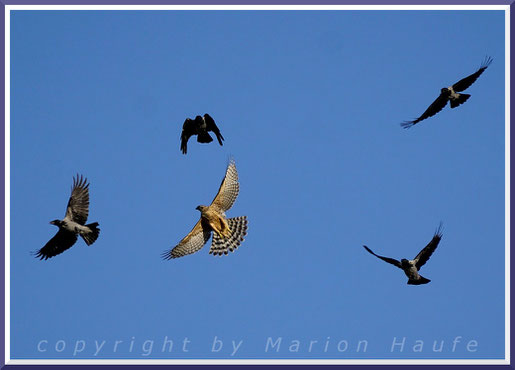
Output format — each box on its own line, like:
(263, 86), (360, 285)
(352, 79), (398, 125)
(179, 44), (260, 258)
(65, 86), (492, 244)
(49, 219), (61, 227)
(441, 87), (451, 94)
(196, 205), (207, 213)
(400, 258), (410, 267)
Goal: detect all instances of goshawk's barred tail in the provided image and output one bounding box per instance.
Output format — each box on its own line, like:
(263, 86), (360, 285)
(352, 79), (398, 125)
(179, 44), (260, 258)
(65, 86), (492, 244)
(209, 216), (248, 256)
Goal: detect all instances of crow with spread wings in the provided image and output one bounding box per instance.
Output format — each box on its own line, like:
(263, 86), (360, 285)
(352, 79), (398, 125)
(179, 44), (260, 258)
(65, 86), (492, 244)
(401, 56), (493, 128)
(362, 223), (443, 285)
(162, 159), (248, 259)
(180, 113), (225, 154)
(33, 175), (100, 260)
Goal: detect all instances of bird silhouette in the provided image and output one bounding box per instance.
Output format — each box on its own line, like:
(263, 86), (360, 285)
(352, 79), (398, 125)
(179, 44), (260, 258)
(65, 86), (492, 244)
(33, 175), (100, 260)
(402, 56), (492, 128)
(363, 223), (443, 285)
(180, 113), (224, 154)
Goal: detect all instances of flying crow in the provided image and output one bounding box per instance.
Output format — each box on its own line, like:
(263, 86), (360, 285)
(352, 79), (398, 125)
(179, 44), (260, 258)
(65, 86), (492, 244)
(33, 175), (100, 260)
(180, 113), (224, 154)
(362, 224), (443, 285)
(401, 56), (493, 128)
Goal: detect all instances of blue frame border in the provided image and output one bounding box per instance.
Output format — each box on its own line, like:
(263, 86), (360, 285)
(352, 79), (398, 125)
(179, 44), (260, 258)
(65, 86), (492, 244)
(0, 1), (512, 369)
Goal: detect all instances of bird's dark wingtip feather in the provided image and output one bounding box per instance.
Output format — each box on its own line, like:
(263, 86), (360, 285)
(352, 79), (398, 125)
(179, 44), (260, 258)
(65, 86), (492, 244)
(481, 55), (493, 70)
(435, 222), (444, 238)
(217, 135), (224, 146)
(31, 249), (48, 260)
(401, 121), (415, 129)
(180, 138), (188, 154)
(161, 250), (174, 260)
(72, 173), (89, 191)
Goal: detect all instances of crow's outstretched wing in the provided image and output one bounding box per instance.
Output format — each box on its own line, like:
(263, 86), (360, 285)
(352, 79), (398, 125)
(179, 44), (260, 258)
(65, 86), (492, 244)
(452, 56), (493, 92)
(414, 223), (443, 270)
(204, 114), (224, 146)
(33, 229), (78, 260)
(64, 175), (90, 225)
(180, 118), (198, 154)
(363, 245), (403, 269)
(401, 93), (449, 128)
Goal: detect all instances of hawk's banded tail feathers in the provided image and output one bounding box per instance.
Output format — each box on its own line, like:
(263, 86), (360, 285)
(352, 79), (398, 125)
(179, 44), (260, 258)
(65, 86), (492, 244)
(209, 216), (248, 256)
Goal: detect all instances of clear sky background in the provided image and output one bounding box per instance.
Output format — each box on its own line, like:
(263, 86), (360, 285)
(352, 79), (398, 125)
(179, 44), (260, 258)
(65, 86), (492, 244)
(10, 9), (505, 359)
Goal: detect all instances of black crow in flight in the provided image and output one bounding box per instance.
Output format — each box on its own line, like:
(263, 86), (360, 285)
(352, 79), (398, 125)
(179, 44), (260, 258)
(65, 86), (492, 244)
(33, 175), (100, 260)
(363, 223), (443, 285)
(180, 113), (224, 154)
(401, 56), (493, 128)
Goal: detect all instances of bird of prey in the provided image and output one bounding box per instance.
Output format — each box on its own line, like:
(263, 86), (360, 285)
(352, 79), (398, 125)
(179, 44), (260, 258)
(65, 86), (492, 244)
(162, 159), (248, 259)
(33, 175), (100, 260)
(362, 224), (443, 285)
(180, 113), (224, 154)
(401, 56), (493, 128)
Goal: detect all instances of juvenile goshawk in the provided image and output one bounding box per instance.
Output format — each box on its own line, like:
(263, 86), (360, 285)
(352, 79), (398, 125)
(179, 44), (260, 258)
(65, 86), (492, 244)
(162, 159), (248, 259)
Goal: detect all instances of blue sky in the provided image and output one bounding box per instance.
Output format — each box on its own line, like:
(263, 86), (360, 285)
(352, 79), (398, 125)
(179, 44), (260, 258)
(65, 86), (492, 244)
(10, 9), (505, 360)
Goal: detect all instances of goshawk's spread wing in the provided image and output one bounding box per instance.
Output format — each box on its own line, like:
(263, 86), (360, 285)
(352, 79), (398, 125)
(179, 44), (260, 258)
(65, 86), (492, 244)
(203, 114), (225, 146)
(33, 229), (78, 260)
(162, 220), (212, 259)
(401, 93), (449, 128)
(210, 159), (240, 213)
(414, 223), (443, 270)
(180, 118), (198, 154)
(363, 245), (402, 269)
(452, 56), (493, 92)
(64, 175), (90, 225)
